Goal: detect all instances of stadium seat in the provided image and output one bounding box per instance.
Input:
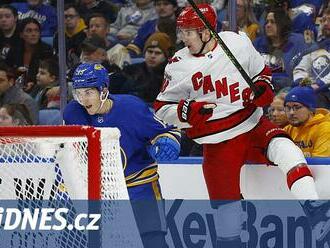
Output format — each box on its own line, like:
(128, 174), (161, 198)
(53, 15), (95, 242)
(38, 109), (62, 125)
(41, 36), (54, 46)
(131, 57), (145, 64)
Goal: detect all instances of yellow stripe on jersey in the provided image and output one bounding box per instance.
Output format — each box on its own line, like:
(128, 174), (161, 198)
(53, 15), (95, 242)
(126, 164), (159, 187)
(150, 133), (180, 145)
(152, 181), (161, 200)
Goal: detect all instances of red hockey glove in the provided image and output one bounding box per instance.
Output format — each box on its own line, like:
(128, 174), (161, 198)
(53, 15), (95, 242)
(177, 99), (216, 126)
(242, 81), (274, 107)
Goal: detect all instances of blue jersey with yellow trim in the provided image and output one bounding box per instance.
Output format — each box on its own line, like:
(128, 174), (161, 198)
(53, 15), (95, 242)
(63, 94), (180, 187)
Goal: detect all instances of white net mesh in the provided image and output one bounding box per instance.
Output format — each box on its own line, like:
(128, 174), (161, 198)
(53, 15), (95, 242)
(0, 126), (142, 248)
(0, 130), (128, 200)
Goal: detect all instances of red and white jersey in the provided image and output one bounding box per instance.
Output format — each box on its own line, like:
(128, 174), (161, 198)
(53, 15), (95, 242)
(155, 31), (273, 144)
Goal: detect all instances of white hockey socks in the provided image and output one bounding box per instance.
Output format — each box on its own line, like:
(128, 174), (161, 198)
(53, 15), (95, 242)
(291, 176), (318, 200)
(267, 137), (318, 200)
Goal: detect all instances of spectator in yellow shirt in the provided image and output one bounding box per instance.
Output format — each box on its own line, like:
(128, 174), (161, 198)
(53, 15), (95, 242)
(284, 85), (330, 157)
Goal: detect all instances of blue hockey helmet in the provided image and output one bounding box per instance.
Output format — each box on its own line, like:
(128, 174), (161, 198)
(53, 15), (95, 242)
(72, 63), (109, 92)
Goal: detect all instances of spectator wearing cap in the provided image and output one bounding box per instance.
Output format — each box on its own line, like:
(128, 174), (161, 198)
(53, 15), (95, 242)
(284, 84), (330, 157)
(110, 32), (173, 105)
(109, 0), (156, 45)
(127, 0), (178, 57)
(53, 4), (86, 69)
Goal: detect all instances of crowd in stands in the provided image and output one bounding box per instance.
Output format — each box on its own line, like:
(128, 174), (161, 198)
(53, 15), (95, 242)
(0, 0), (329, 157)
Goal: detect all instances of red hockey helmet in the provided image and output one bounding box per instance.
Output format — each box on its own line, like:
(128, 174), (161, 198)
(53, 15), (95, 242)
(177, 3), (217, 31)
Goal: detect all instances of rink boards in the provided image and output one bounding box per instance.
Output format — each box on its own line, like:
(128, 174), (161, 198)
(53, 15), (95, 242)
(159, 157), (330, 199)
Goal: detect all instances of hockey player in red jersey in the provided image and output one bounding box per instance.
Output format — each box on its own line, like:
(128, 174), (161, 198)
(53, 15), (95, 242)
(154, 3), (330, 246)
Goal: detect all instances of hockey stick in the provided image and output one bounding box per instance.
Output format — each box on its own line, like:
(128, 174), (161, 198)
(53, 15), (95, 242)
(186, 0), (261, 96)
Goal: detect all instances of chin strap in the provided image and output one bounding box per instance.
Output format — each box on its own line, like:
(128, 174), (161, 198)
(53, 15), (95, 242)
(193, 33), (212, 56)
(96, 90), (110, 113)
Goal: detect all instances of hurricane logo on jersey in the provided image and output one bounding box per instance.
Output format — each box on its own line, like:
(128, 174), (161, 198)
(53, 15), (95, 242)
(312, 55), (329, 79)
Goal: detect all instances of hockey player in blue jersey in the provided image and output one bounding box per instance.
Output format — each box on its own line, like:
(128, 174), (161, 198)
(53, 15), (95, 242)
(63, 62), (181, 248)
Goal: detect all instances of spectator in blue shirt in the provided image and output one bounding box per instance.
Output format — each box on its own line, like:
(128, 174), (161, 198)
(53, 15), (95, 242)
(11, 0), (57, 37)
(253, 7), (308, 92)
(292, 7), (330, 109)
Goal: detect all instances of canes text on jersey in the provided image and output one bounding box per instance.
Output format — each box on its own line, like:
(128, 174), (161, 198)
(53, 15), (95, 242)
(192, 71), (250, 103)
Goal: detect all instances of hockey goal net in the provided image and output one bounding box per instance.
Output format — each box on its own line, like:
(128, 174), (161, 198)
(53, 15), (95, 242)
(0, 125), (142, 248)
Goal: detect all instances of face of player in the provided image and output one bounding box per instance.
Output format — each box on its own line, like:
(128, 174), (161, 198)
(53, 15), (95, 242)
(145, 47), (166, 68)
(268, 97), (287, 127)
(285, 102), (312, 127)
(0, 107), (16, 126)
(155, 1), (177, 18)
(20, 22), (40, 45)
(88, 17), (108, 39)
(178, 28), (206, 54)
(321, 13), (330, 38)
(0, 8), (17, 32)
(265, 12), (278, 39)
(0, 70), (14, 95)
(36, 68), (56, 87)
(74, 87), (102, 115)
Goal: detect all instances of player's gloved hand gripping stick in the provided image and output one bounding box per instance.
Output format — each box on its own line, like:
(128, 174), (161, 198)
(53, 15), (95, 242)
(242, 81), (274, 107)
(177, 99), (216, 126)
